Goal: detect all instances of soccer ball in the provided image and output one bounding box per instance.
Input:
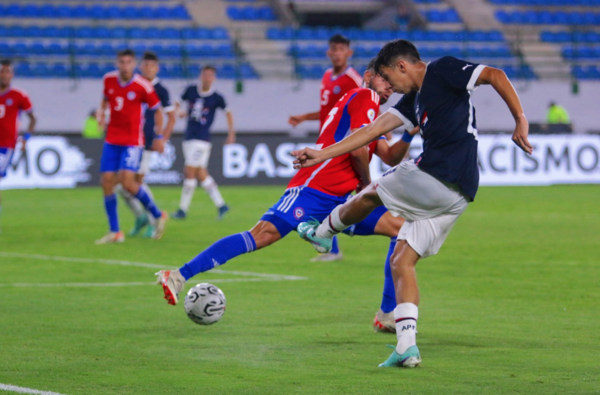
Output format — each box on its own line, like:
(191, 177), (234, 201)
(184, 283), (226, 325)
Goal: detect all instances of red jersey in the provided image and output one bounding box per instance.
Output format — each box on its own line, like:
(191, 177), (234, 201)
(103, 72), (160, 147)
(289, 88), (381, 196)
(319, 66), (362, 127)
(0, 87), (33, 149)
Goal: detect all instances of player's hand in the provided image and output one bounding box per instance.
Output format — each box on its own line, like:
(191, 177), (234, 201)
(152, 138), (165, 154)
(407, 125), (420, 136)
(20, 138), (27, 152)
(178, 110), (187, 119)
(291, 147), (324, 169)
(355, 179), (370, 194)
(512, 116), (532, 155)
(288, 114), (306, 128)
(225, 133), (236, 145)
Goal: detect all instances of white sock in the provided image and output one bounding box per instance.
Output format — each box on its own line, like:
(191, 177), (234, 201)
(394, 303), (418, 354)
(116, 184), (145, 218)
(142, 184), (156, 225)
(179, 178), (197, 213)
(202, 176), (225, 208)
(315, 205), (348, 238)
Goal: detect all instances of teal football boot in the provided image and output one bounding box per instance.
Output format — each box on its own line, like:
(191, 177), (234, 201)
(297, 219), (333, 254)
(379, 345), (421, 368)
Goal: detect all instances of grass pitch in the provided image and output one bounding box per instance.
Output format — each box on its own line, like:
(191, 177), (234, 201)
(0, 185), (598, 395)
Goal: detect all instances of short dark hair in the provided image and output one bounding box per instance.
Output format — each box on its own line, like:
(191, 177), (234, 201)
(142, 51), (159, 62)
(1, 59), (12, 67)
(328, 34), (350, 46)
(117, 48), (135, 58)
(202, 65), (217, 73)
(366, 58), (377, 73)
(375, 39), (420, 73)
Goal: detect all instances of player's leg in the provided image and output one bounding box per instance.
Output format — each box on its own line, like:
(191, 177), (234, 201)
(0, 148), (15, 233)
(173, 165), (197, 219)
(157, 219), (291, 305)
(121, 150), (152, 236)
(194, 142), (229, 220)
(95, 143), (125, 244)
(136, 155), (159, 238)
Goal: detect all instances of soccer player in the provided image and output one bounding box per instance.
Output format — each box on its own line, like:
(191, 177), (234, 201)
(118, 51), (176, 238)
(156, 61), (413, 312)
(292, 40), (532, 367)
(0, 59), (36, 231)
(171, 65), (235, 221)
(288, 33), (363, 262)
(95, 49), (168, 244)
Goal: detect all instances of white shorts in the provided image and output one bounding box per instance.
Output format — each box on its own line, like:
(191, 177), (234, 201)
(374, 160), (469, 258)
(137, 150), (153, 175)
(183, 139), (212, 168)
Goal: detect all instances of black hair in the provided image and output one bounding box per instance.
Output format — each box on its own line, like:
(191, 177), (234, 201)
(366, 58), (377, 72)
(0, 59), (12, 67)
(202, 65), (217, 73)
(117, 48), (135, 58)
(328, 34), (351, 46)
(142, 51), (159, 62)
(374, 39), (420, 73)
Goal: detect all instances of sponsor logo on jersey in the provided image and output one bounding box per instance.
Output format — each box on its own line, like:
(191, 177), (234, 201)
(293, 207), (305, 220)
(127, 91), (136, 100)
(333, 85), (341, 94)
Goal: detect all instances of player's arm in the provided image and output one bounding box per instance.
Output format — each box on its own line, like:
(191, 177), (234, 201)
(225, 110), (235, 144)
(96, 98), (108, 130)
(288, 111), (319, 127)
(476, 67), (532, 154)
(292, 111), (404, 169)
(348, 134), (371, 190)
(374, 126), (420, 167)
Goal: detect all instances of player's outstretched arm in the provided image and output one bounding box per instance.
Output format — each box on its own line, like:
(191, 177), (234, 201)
(375, 125), (420, 167)
(288, 111), (319, 127)
(292, 111), (404, 169)
(476, 67), (532, 154)
(225, 110), (236, 144)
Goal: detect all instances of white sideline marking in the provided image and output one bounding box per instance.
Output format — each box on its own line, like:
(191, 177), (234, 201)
(0, 383), (67, 395)
(0, 252), (308, 287)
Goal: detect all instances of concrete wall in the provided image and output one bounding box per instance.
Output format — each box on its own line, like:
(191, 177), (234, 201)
(12, 78), (600, 134)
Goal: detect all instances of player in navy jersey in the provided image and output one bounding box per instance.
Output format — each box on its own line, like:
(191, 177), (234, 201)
(171, 65), (235, 220)
(293, 40), (532, 367)
(118, 51), (176, 238)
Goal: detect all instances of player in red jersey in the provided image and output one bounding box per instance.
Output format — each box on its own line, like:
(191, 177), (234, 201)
(156, 60), (411, 309)
(0, 59), (36, 231)
(95, 49), (168, 244)
(288, 33), (363, 262)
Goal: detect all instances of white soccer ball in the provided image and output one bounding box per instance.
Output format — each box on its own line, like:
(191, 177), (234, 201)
(184, 283), (226, 325)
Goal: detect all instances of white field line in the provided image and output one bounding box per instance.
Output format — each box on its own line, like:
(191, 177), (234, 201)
(0, 383), (67, 395)
(0, 252), (308, 286)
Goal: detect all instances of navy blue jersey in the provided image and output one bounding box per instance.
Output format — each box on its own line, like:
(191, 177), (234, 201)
(144, 79), (173, 150)
(388, 56), (486, 201)
(180, 86), (227, 142)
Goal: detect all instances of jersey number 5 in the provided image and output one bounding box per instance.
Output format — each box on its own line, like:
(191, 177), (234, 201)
(114, 97), (124, 111)
(321, 90), (330, 106)
(0, 104), (5, 119)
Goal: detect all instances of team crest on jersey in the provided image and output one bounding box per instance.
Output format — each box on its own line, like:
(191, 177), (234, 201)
(5, 98), (13, 106)
(333, 86), (341, 94)
(127, 91), (136, 100)
(293, 207), (305, 220)
(367, 108), (376, 121)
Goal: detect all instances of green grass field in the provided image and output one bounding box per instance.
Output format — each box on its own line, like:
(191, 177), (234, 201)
(0, 185), (599, 395)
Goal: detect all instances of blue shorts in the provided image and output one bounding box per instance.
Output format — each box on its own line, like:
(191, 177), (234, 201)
(100, 143), (143, 173)
(261, 186), (388, 238)
(0, 148), (15, 178)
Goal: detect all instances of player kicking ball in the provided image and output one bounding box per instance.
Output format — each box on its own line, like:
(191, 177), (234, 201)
(118, 51), (176, 238)
(95, 49), (168, 244)
(0, 59), (37, 233)
(292, 40), (532, 368)
(156, 60), (413, 326)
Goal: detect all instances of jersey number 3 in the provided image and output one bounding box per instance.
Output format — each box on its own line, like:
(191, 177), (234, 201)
(0, 104), (5, 119)
(114, 97), (124, 111)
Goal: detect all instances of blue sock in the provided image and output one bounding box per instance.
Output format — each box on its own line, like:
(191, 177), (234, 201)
(179, 231), (256, 280)
(330, 235), (340, 254)
(134, 187), (161, 219)
(380, 237), (397, 314)
(104, 194), (119, 232)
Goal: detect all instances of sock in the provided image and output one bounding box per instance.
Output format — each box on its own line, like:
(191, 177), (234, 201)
(104, 194), (119, 232)
(179, 231), (256, 280)
(179, 178), (197, 212)
(141, 184), (156, 225)
(134, 187), (162, 219)
(394, 303), (418, 354)
(202, 176), (225, 208)
(330, 236), (340, 254)
(116, 184), (145, 218)
(380, 238), (397, 314)
(316, 205), (348, 238)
